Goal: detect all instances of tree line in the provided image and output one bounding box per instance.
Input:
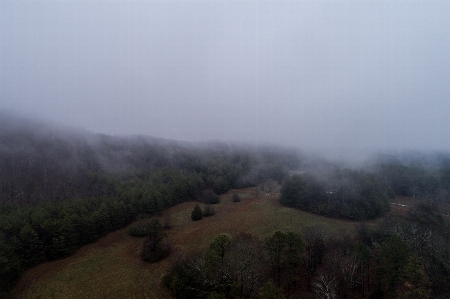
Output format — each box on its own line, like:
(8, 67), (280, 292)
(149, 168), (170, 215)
(0, 114), (301, 296)
(280, 170), (391, 220)
(280, 158), (450, 221)
(2, 113), (450, 298)
(164, 208), (450, 299)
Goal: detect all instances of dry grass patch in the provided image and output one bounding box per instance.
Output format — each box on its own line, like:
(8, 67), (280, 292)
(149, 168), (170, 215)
(14, 227), (172, 299)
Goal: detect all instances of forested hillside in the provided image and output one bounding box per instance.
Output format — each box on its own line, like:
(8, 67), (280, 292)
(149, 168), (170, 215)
(280, 157), (450, 221)
(0, 112), (301, 296)
(2, 113), (450, 298)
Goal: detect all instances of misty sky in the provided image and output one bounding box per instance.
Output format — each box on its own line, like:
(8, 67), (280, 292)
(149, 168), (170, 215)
(1, 0), (449, 153)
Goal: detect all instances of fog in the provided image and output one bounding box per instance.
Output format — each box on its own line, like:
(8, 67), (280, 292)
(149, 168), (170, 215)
(1, 1), (449, 157)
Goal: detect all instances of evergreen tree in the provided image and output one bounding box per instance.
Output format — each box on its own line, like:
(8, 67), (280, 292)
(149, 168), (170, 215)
(266, 231), (287, 287)
(191, 204), (203, 221)
(285, 231), (306, 290)
(398, 253), (430, 299)
(141, 219), (171, 262)
(376, 235), (410, 298)
(206, 234), (231, 266)
(205, 234), (231, 296)
(353, 240), (370, 297)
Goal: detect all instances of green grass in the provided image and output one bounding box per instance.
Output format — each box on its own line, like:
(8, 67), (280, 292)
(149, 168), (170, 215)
(14, 187), (357, 299)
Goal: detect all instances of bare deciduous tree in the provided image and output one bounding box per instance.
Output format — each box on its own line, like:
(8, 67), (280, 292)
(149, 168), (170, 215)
(313, 274), (337, 299)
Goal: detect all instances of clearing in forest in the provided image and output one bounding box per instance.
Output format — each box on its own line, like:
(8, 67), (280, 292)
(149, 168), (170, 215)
(14, 187), (359, 299)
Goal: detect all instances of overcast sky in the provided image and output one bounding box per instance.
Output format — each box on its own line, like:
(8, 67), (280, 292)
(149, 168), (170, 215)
(1, 0), (449, 154)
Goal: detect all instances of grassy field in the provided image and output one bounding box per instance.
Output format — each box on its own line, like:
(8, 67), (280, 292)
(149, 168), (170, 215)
(13, 187), (360, 299)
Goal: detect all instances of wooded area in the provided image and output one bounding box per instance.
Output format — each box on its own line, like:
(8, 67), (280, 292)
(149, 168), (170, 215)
(1, 115), (450, 298)
(0, 116), (298, 296)
(163, 210), (450, 299)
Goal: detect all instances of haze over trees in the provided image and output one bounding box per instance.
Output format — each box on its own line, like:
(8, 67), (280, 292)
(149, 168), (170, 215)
(1, 0), (449, 297)
(1, 113), (450, 298)
(0, 113), (301, 296)
(280, 170), (391, 220)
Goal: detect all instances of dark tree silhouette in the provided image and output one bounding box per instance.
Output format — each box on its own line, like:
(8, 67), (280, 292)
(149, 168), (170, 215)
(141, 219), (171, 262)
(191, 204), (203, 221)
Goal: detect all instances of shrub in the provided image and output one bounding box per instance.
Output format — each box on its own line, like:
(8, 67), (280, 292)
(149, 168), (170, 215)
(141, 238), (171, 262)
(202, 189), (220, 204)
(203, 204), (215, 217)
(128, 224), (149, 237)
(232, 193), (241, 203)
(213, 177), (229, 195)
(191, 204), (203, 221)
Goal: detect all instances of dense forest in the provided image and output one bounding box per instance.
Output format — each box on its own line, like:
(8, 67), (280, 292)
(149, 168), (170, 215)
(280, 170), (391, 220)
(163, 215), (450, 299)
(162, 154), (450, 299)
(280, 158), (450, 221)
(0, 113), (300, 296)
(1, 112), (450, 298)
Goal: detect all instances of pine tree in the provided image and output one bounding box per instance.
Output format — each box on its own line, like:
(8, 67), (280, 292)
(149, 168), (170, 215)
(191, 204), (203, 221)
(376, 235), (410, 298)
(266, 231), (287, 287)
(398, 253), (430, 299)
(141, 219), (171, 262)
(285, 232), (306, 290)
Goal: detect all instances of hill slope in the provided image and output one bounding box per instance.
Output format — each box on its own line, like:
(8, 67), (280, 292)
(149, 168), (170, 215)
(13, 188), (357, 299)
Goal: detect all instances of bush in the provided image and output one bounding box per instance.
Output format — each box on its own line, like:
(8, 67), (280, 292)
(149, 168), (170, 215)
(141, 219), (171, 262)
(213, 177), (229, 195)
(203, 204), (215, 217)
(202, 189), (220, 204)
(129, 224), (149, 237)
(232, 193), (241, 203)
(141, 239), (171, 262)
(191, 204), (203, 221)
